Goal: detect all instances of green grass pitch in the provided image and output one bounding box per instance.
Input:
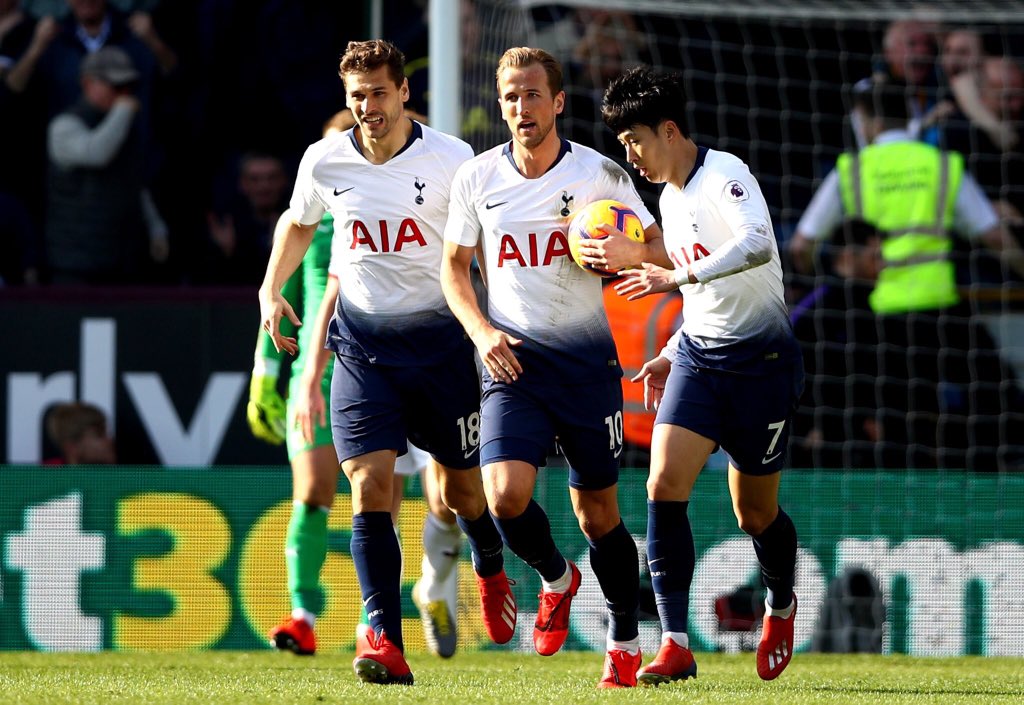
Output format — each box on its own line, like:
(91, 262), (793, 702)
(0, 651), (1021, 704)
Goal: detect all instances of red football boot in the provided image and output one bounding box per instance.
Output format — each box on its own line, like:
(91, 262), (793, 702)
(597, 648), (642, 688)
(475, 569), (517, 644)
(637, 637), (698, 686)
(352, 625), (414, 685)
(533, 561), (582, 656)
(756, 594), (797, 680)
(268, 616), (316, 656)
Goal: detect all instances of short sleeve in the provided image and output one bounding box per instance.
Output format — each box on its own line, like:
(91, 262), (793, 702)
(289, 143), (328, 226)
(443, 163), (481, 248)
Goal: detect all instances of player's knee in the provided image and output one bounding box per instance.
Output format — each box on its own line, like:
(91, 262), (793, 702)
(488, 491), (531, 519)
(440, 480), (485, 518)
(735, 507), (775, 536)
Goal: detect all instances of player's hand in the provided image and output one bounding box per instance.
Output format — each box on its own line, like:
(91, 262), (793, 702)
(578, 224), (644, 272)
(631, 355), (671, 411)
(471, 325), (523, 383)
(258, 286), (301, 355)
(247, 374), (286, 445)
(294, 373), (326, 445)
(614, 263), (680, 300)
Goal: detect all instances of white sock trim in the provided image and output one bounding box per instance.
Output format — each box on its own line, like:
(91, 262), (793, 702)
(291, 608), (316, 627)
(663, 631), (689, 649)
(540, 560), (571, 593)
(765, 597), (795, 619)
(608, 636), (640, 655)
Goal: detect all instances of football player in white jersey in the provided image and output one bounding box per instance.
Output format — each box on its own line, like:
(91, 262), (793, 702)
(441, 47), (665, 689)
(600, 67), (804, 684)
(258, 40), (510, 686)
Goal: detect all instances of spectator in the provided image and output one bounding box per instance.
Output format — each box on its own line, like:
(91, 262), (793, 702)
(939, 28), (986, 81)
(943, 56), (1024, 266)
(45, 46), (169, 284)
(856, 18), (942, 146)
(203, 151), (288, 285)
(789, 220), (887, 469)
(791, 79), (1024, 470)
(45, 401), (116, 464)
(0, 2), (58, 279)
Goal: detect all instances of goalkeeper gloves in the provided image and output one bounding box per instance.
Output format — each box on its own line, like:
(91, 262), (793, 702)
(247, 374), (287, 445)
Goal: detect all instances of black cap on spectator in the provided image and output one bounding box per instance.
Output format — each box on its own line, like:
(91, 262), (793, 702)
(80, 47), (140, 86)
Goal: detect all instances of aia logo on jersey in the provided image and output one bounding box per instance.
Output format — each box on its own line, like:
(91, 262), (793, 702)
(350, 218), (427, 252)
(724, 180), (749, 202)
(670, 242), (711, 271)
(497, 230), (570, 268)
(414, 178), (426, 205)
(560, 191), (574, 217)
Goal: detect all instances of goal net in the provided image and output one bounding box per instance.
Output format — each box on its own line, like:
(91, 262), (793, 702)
(457, 0), (1024, 657)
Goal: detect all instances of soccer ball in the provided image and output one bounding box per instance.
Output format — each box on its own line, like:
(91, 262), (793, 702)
(567, 199), (645, 277)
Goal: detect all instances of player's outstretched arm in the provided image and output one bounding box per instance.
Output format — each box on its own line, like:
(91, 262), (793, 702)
(258, 212), (317, 355)
(441, 240), (522, 383)
(294, 275), (339, 444)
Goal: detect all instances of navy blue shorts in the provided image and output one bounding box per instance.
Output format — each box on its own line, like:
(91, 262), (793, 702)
(480, 378), (624, 490)
(654, 358), (804, 475)
(330, 346), (481, 469)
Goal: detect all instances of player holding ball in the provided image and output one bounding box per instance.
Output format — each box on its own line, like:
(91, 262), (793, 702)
(441, 47), (666, 688)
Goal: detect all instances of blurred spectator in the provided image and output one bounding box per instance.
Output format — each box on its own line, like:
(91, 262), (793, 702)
(789, 220), (886, 469)
(35, 0), (172, 120)
(791, 80), (1024, 470)
(940, 28), (985, 81)
(45, 401), (116, 464)
(201, 151), (288, 285)
(857, 18), (942, 146)
(564, 10), (645, 156)
(0, 1), (58, 277)
(942, 56), (1024, 262)
(45, 46), (168, 284)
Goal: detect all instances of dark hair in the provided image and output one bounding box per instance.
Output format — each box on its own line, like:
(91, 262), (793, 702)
(851, 78), (909, 123)
(339, 39), (406, 88)
(602, 67), (689, 137)
(832, 218), (881, 248)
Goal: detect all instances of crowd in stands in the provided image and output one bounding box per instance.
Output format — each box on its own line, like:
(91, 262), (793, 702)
(1, 2), (1022, 470)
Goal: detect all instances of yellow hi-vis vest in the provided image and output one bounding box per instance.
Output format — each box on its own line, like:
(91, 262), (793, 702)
(837, 141), (963, 314)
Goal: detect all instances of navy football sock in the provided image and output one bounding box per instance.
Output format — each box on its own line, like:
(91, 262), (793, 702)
(647, 500), (694, 635)
(456, 509), (505, 578)
(351, 511), (404, 651)
(494, 499), (566, 582)
(588, 520), (640, 642)
(751, 507), (797, 609)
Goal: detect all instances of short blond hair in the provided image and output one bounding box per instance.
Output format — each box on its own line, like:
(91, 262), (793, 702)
(496, 46), (563, 96)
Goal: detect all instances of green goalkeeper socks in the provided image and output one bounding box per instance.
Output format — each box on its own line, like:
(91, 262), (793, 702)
(286, 502), (329, 615)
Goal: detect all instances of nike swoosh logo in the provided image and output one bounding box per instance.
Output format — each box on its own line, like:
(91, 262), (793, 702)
(334, 186), (354, 196)
(613, 447), (623, 458)
(762, 453), (781, 464)
(485, 200), (508, 209)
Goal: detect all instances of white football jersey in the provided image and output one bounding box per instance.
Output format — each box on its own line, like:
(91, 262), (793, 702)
(445, 140), (655, 381)
(660, 147), (798, 371)
(293, 121), (473, 365)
